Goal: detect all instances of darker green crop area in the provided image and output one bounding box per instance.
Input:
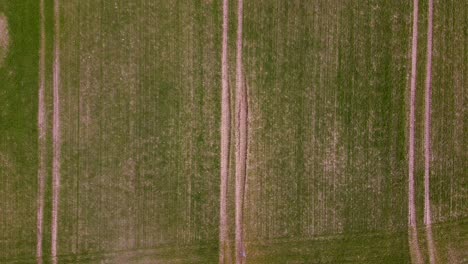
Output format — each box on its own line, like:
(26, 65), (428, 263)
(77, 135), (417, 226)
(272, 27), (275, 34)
(0, 0), (39, 260)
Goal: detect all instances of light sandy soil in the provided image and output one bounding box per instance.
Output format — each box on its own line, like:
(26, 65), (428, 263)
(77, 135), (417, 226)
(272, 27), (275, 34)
(0, 13), (9, 66)
(424, 0), (436, 263)
(219, 0), (231, 263)
(424, 0), (434, 227)
(426, 224), (438, 264)
(408, 0), (419, 230)
(408, 227), (424, 264)
(235, 0), (247, 263)
(408, 2), (423, 263)
(51, 0), (62, 258)
(36, 0), (47, 258)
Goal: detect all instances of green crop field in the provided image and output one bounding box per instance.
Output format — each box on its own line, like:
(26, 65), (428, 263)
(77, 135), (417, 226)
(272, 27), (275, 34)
(0, 0), (466, 263)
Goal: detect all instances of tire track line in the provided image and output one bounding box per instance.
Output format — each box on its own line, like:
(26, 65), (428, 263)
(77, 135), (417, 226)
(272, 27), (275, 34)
(409, 226), (423, 264)
(424, 0), (434, 228)
(408, 0), (423, 263)
(37, 0), (46, 259)
(408, 0), (419, 230)
(424, 0), (436, 263)
(51, 0), (61, 260)
(426, 223), (437, 264)
(235, 0), (247, 262)
(219, 0), (231, 263)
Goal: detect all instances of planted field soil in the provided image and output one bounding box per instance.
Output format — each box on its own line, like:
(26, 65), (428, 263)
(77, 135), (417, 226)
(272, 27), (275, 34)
(0, 0), (466, 263)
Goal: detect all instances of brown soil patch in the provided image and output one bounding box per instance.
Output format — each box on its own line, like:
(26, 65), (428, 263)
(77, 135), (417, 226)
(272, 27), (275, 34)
(0, 14), (10, 66)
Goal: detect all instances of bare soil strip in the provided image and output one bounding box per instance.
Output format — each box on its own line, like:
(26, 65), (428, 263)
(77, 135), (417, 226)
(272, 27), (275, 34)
(426, 224), (437, 264)
(409, 226), (424, 264)
(36, 0), (46, 259)
(51, 0), (61, 258)
(0, 14), (9, 66)
(220, 0), (231, 263)
(408, 0), (419, 230)
(408, 1), (424, 262)
(424, 0), (433, 227)
(235, 0), (247, 263)
(424, 0), (436, 263)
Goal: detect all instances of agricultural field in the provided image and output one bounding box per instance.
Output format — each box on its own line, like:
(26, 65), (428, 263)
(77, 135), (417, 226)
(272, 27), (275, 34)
(0, 0), (466, 263)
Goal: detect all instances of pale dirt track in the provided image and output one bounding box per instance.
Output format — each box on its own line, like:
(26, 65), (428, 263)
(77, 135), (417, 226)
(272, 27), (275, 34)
(51, 0), (62, 259)
(408, 226), (423, 264)
(36, 0), (46, 258)
(424, 0), (436, 263)
(408, 0), (419, 230)
(219, 0), (231, 263)
(0, 14), (9, 66)
(408, 0), (422, 262)
(235, 0), (247, 263)
(424, 0), (434, 227)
